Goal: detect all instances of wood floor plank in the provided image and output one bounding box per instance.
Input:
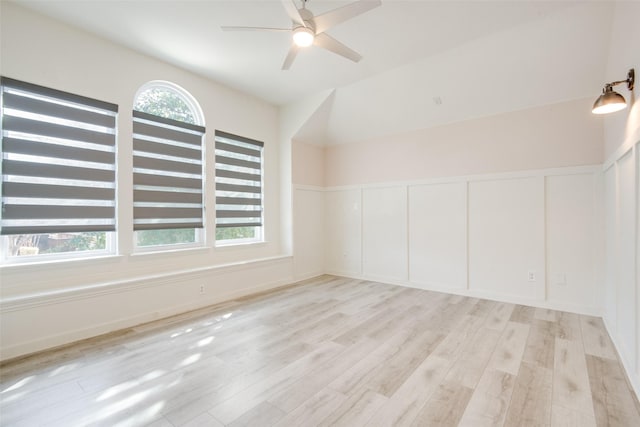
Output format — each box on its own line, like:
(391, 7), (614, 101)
(317, 386), (387, 427)
(551, 404), (596, 427)
(272, 388), (346, 427)
(442, 327), (503, 389)
(225, 401), (285, 427)
(468, 298), (498, 318)
(523, 319), (556, 369)
(458, 368), (516, 427)
(552, 338), (596, 420)
(585, 354), (640, 426)
(366, 330), (444, 397)
(266, 337), (379, 413)
(208, 341), (343, 424)
(509, 304), (536, 324)
(580, 315), (618, 360)
(504, 362), (553, 427)
(1, 276), (638, 427)
(412, 380), (474, 427)
(367, 355), (452, 427)
(535, 308), (557, 322)
(555, 311), (582, 342)
(485, 321), (530, 376)
(484, 302), (516, 331)
(432, 314), (486, 361)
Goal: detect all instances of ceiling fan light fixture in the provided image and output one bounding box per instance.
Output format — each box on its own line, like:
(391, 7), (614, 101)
(293, 26), (315, 47)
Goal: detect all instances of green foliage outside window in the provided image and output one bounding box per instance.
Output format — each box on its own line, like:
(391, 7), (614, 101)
(216, 227), (257, 242)
(136, 228), (196, 247)
(134, 87), (196, 124)
(8, 232), (106, 257)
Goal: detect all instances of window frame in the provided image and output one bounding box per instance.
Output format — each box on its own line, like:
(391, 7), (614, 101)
(214, 130), (264, 247)
(132, 81), (206, 253)
(0, 77), (118, 264)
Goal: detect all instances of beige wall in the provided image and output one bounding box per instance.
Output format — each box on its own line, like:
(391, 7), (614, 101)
(324, 98), (602, 187)
(602, 2), (640, 160)
(292, 139), (325, 187)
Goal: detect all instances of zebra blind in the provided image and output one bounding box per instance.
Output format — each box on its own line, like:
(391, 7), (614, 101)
(1, 77), (118, 235)
(215, 130), (263, 230)
(132, 110), (205, 231)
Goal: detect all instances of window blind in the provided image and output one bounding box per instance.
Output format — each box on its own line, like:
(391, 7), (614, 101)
(0, 77), (118, 235)
(215, 130), (263, 230)
(132, 110), (205, 230)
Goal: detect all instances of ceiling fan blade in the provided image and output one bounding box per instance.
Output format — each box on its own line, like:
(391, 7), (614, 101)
(281, 0), (307, 27)
(313, 0), (381, 34)
(221, 26), (290, 32)
(314, 33), (362, 63)
(282, 45), (299, 70)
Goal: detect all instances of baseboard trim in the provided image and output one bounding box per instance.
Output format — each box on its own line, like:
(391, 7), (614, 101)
(330, 272), (601, 316)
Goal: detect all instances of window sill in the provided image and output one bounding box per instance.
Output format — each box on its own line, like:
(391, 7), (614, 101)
(129, 245), (210, 260)
(214, 239), (267, 249)
(0, 254), (124, 273)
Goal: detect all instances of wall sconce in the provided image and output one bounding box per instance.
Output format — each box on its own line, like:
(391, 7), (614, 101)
(592, 68), (635, 114)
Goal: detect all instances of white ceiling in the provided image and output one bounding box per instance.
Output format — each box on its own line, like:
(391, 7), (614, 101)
(10, 0), (616, 144)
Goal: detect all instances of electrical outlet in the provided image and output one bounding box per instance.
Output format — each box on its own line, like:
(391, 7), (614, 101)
(528, 271), (536, 282)
(552, 272), (566, 286)
(199, 285), (205, 294)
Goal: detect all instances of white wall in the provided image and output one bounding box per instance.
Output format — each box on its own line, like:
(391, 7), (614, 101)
(469, 177), (545, 301)
(408, 182), (467, 290)
(603, 142), (640, 397)
(324, 189), (362, 277)
(293, 187), (324, 280)
(362, 187), (408, 282)
(599, 0), (640, 398)
(0, 3), (293, 361)
(324, 166), (601, 314)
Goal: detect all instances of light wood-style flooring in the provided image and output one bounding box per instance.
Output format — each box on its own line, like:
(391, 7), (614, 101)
(1, 276), (639, 426)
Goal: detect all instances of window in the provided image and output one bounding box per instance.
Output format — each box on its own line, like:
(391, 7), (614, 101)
(1, 77), (117, 261)
(133, 82), (205, 249)
(215, 130), (263, 244)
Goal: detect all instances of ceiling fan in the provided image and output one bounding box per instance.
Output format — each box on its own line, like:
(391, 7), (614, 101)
(222, 0), (382, 70)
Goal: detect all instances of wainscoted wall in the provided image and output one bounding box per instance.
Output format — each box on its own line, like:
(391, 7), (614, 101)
(0, 256), (293, 361)
(599, 1), (640, 398)
(292, 187), (324, 280)
(320, 166), (601, 315)
(603, 139), (640, 397)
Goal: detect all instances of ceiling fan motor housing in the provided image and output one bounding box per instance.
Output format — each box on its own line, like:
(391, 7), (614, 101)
(298, 8), (315, 31)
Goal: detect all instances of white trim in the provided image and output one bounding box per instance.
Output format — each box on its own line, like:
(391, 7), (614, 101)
(329, 272), (602, 317)
(324, 165), (602, 192)
(603, 131), (640, 171)
(293, 184), (325, 192)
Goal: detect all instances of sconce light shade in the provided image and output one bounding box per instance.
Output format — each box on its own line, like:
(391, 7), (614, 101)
(592, 68), (635, 115)
(592, 85), (627, 114)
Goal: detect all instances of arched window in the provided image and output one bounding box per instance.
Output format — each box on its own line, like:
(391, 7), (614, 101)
(132, 81), (205, 249)
(134, 81), (203, 125)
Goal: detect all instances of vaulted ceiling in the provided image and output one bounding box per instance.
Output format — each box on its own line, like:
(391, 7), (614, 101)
(10, 1), (616, 144)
